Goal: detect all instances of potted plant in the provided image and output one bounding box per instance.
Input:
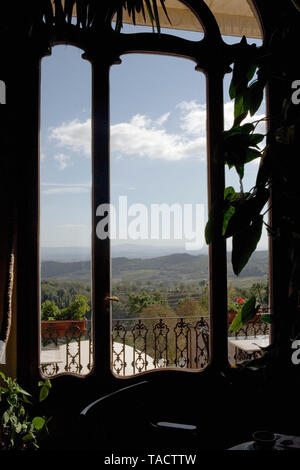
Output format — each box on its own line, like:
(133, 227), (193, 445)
(228, 298), (245, 325)
(41, 295), (90, 340)
(0, 372), (51, 450)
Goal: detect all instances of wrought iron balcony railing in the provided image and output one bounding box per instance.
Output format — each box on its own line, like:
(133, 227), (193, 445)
(40, 315), (270, 377)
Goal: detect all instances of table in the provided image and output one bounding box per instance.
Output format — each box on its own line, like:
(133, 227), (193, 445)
(228, 335), (269, 364)
(229, 433), (300, 450)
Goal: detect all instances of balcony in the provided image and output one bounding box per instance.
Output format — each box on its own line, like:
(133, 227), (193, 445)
(40, 314), (270, 377)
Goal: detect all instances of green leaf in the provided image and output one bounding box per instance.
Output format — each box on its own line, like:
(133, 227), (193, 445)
(32, 416), (46, 431)
(224, 186), (236, 201)
(245, 147), (262, 163)
(230, 312), (243, 332)
(3, 410), (10, 426)
(223, 206), (235, 236)
(229, 76), (237, 100)
(260, 314), (272, 324)
(22, 432), (35, 442)
(235, 163), (244, 181)
(15, 422), (23, 434)
(233, 111), (248, 127)
(248, 133), (265, 146)
(232, 214), (263, 275)
(0, 371), (6, 381)
(241, 296), (258, 324)
(230, 296), (258, 332)
(205, 202), (222, 244)
(234, 95), (245, 120)
(249, 81), (264, 116)
(39, 385), (49, 403)
(38, 379), (51, 390)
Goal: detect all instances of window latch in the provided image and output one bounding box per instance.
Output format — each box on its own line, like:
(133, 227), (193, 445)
(105, 296), (120, 302)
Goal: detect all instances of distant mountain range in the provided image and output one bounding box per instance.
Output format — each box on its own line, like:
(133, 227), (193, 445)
(41, 244), (208, 261)
(41, 250), (269, 287)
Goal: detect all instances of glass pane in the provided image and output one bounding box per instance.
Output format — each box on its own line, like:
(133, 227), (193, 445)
(39, 45), (93, 377)
(109, 52), (209, 377)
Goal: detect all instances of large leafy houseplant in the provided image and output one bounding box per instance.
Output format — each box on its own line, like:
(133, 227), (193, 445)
(32, 0), (169, 32)
(0, 373), (51, 450)
(205, 2), (300, 363)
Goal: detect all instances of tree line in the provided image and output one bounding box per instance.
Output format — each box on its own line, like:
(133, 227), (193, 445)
(41, 279), (268, 320)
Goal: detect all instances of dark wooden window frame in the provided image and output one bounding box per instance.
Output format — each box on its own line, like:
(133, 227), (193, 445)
(15, 0), (275, 407)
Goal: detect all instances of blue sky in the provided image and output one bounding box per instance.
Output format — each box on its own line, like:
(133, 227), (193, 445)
(40, 25), (267, 254)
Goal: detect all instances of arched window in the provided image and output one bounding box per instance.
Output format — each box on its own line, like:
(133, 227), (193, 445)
(39, 45), (93, 377)
(13, 0), (268, 402)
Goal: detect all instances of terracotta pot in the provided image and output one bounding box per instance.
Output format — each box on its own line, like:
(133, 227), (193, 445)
(228, 310), (237, 325)
(41, 319), (87, 338)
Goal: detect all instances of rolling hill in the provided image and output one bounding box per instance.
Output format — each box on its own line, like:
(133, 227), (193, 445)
(41, 251), (269, 287)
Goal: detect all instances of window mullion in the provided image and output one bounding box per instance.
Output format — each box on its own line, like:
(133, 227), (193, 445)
(206, 69), (228, 371)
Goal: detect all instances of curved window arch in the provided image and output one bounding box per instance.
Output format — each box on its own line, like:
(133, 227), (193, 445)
(11, 0), (273, 400)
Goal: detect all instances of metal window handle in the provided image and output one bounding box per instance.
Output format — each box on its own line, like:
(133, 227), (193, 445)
(105, 296), (120, 302)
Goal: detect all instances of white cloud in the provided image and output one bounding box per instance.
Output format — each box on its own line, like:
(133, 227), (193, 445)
(111, 112), (206, 161)
(177, 100), (206, 136)
(54, 153), (71, 170)
(48, 100), (266, 163)
(49, 119), (91, 157)
(156, 112), (170, 126)
(41, 182), (91, 195)
(59, 224), (89, 228)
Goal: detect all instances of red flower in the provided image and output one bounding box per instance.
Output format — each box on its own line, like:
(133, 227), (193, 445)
(236, 297), (244, 304)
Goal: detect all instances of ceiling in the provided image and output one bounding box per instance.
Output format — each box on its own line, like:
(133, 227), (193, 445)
(119, 0), (262, 38)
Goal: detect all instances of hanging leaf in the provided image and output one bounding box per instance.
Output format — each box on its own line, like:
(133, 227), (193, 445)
(205, 202), (223, 245)
(222, 205), (235, 236)
(230, 296), (259, 332)
(64, 0), (75, 24)
(232, 214), (263, 275)
(224, 186), (236, 201)
(248, 80), (265, 116)
(248, 133), (265, 146)
(230, 38), (257, 100)
(32, 417), (46, 431)
(40, 0), (54, 26)
(234, 95), (245, 120)
(260, 314), (272, 324)
(245, 147), (262, 163)
(54, 0), (64, 23)
(152, 0), (160, 33)
(233, 111), (248, 127)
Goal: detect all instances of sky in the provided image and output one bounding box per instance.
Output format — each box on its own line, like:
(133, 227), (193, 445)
(40, 24), (268, 255)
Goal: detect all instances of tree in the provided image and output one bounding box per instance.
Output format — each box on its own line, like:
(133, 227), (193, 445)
(128, 291), (167, 316)
(175, 297), (202, 318)
(140, 303), (173, 319)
